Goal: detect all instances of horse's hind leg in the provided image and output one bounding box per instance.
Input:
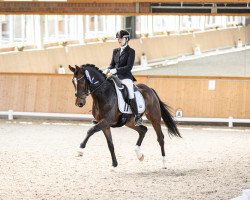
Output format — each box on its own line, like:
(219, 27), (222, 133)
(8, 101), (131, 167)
(102, 128), (118, 167)
(146, 113), (167, 168)
(126, 121), (148, 161)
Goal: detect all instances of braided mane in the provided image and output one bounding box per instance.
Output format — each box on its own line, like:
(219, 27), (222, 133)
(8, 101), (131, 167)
(80, 64), (106, 78)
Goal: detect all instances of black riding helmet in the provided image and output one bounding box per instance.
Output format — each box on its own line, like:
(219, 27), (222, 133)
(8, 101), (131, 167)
(116, 30), (130, 41)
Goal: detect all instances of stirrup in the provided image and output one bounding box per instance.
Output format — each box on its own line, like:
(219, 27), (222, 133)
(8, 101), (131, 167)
(135, 116), (143, 126)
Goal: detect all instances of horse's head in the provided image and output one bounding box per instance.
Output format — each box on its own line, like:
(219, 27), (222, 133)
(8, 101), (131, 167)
(69, 64), (105, 108)
(69, 65), (89, 107)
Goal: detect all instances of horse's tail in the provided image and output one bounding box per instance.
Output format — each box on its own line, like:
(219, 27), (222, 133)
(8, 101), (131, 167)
(151, 88), (182, 138)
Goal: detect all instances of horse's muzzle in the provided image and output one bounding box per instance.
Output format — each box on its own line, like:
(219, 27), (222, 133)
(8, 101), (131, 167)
(75, 98), (86, 107)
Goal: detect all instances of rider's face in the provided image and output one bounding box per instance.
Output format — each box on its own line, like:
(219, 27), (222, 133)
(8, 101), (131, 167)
(118, 38), (126, 47)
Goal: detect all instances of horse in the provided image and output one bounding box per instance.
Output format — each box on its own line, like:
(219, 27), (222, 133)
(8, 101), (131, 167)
(69, 64), (181, 168)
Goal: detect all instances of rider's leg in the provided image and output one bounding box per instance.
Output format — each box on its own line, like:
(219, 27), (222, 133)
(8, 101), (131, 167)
(111, 75), (123, 89)
(130, 98), (143, 126)
(121, 79), (142, 126)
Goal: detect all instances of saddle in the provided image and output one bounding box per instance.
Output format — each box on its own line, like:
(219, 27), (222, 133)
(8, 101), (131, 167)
(110, 75), (129, 107)
(109, 75), (145, 128)
(110, 75), (145, 114)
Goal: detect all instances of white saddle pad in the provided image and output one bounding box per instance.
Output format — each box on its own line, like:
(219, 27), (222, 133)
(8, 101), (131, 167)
(113, 82), (145, 114)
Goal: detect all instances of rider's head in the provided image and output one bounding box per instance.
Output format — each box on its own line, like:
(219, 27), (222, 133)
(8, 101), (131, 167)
(116, 30), (130, 47)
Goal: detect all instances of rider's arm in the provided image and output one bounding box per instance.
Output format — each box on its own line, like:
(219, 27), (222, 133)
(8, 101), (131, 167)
(116, 48), (135, 74)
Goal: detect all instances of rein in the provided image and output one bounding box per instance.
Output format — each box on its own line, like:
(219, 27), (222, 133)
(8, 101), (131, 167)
(89, 78), (107, 95)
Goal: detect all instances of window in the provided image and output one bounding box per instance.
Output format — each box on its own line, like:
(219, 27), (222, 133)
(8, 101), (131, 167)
(97, 16), (104, 32)
(1, 15), (9, 44)
(86, 15), (111, 38)
(153, 16), (165, 32)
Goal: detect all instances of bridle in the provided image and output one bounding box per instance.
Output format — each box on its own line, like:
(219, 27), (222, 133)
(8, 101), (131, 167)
(72, 74), (107, 98)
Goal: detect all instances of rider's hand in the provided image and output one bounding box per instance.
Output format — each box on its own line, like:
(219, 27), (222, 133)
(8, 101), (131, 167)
(102, 69), (110, 75)
(106, 72), (112, 78)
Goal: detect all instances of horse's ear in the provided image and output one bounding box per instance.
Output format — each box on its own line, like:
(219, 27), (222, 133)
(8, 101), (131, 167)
(68, 65), (75, 72)
(75, 65), (80, 70)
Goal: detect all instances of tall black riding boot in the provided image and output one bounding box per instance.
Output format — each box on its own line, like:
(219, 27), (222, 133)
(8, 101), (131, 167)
(130, 98), (143, 126)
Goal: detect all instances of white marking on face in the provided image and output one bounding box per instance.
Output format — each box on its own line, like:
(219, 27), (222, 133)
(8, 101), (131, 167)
(73, 77), (77, 87)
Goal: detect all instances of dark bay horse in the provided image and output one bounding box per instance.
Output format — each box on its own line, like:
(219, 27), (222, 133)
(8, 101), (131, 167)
(69, 64), (181, 168)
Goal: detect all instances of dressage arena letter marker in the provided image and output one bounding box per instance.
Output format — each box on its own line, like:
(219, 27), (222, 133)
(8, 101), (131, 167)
(176, 109), (183, 118)
(208, 80), (216, 90)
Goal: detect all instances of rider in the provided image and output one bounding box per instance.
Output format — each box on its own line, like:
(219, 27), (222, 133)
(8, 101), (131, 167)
(104, 30), (142, 126)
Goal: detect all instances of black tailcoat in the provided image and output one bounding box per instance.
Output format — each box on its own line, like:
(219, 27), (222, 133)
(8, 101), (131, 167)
(108, 45), (136, 81)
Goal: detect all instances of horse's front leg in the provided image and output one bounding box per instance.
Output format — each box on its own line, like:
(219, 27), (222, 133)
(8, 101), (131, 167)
(76, 119), (109, 157)
(102, 128), (118, 167)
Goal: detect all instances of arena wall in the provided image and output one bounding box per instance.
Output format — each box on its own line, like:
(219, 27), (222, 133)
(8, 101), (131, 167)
(1, 73), (250, 118)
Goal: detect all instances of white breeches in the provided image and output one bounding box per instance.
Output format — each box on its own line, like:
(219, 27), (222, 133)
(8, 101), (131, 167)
(121, 79), (134, 99)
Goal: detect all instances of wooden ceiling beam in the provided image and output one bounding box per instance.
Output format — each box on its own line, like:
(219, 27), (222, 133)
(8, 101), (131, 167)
(68, 0), (250, 2)
(0, 1), (249, 15)
(0, 2), (147, 15)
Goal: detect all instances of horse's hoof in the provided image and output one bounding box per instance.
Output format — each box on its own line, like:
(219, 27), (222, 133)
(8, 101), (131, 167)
(75, 148), (84, 157)
(138, 154), (144, 161)
(113, 162), (118, 167)
(162, 156), (167, 169)
(135, 145), (144, 162)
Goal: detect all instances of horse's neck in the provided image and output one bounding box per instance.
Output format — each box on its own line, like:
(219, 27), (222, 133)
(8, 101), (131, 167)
(90, 80), (115, 103)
